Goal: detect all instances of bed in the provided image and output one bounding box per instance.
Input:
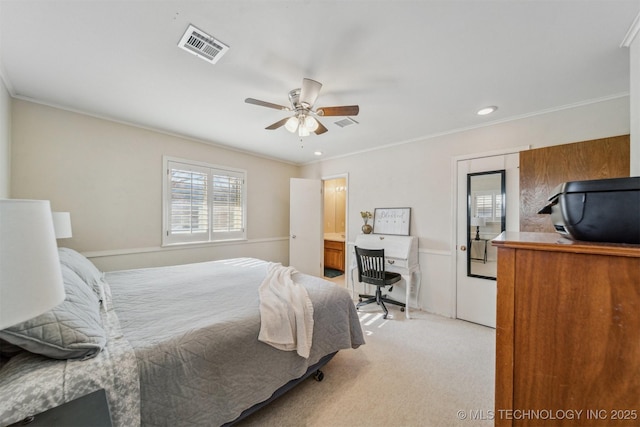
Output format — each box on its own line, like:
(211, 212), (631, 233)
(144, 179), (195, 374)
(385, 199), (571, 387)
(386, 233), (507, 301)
(0, 251), (365, 426)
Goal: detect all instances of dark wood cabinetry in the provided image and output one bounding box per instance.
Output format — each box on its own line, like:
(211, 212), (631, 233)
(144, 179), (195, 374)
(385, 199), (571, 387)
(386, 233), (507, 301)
(493, 232), (640, 427)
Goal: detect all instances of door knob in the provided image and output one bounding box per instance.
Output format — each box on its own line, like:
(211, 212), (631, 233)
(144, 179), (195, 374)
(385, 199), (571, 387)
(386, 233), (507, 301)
(460, 245), (467, 251)
(291, 235), (296, 239)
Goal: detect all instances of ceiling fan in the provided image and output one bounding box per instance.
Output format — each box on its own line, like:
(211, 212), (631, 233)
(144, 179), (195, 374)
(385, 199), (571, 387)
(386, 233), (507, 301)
(245, 78), (359, 137)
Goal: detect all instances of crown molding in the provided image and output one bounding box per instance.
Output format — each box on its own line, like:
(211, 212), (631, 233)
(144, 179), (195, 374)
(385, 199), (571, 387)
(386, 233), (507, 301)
(621, 11), (640, 48)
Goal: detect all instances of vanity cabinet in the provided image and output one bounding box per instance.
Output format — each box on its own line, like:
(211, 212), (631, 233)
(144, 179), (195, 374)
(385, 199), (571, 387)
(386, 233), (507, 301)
(324, 240), (345, 271)
(492, 232), (640, 427)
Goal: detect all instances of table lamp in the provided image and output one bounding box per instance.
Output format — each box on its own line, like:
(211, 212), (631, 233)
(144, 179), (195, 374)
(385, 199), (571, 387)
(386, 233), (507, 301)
(0, 199), (66, 329)
(470, 216), (486, 240)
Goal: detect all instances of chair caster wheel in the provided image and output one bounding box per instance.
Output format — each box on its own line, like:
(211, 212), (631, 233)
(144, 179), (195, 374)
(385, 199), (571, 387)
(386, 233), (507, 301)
(313, 370), (324, 382)
(358, 297), (363, 302)
(401, 307), (405, 312)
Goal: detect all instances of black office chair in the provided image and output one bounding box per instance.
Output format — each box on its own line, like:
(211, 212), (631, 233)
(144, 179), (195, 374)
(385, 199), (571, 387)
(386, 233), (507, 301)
(354, 246), (406, 319)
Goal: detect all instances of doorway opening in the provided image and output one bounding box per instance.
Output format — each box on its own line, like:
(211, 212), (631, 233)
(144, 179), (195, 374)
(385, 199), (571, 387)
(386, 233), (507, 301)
(322, 176), (347, 287)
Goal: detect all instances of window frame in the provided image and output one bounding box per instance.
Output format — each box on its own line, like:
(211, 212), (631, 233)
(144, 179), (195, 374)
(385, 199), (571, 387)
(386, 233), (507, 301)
(162, 156), (247, 246)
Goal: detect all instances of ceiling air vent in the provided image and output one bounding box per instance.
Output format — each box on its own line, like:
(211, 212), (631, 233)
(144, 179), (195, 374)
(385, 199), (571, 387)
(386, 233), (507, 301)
(334, 117), (359, 128)
(178, 24), (229, 64)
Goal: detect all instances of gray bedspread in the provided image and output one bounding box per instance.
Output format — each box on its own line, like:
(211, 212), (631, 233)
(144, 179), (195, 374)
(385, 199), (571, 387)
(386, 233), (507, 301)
(107, 258), (364, 426)
(0, 294), (140, 427)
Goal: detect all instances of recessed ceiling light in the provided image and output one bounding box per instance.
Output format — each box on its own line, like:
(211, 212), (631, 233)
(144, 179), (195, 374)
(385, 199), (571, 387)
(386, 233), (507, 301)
(314, 151), (323, 156)
(477, 106), (498, 116)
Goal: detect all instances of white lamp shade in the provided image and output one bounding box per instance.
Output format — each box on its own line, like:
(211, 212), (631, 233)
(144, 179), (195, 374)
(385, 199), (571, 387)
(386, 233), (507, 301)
(298, 124), (310, 137)
(303, 116), (319, 132)
(0, 200), (66, 329)
(470, 217), (487, 227)
(52, 212), (73, 239)
(284, 116), (299, 133)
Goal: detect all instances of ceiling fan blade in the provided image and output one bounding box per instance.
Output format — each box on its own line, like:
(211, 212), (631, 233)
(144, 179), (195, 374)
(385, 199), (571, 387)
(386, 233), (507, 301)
(299, 78), (322, 107)
(265, 117), (290, 130)
(314, 120), (328, 135)
(245, 98), (289, 111)
(316, 105), (359, 116)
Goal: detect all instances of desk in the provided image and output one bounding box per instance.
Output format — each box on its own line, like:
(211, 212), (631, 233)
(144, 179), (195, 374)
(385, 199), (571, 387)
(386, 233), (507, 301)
(351, 234), (420, 318)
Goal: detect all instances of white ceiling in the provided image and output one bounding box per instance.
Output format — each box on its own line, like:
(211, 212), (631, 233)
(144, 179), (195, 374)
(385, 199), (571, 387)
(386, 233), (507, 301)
(1, 1), (638, 165)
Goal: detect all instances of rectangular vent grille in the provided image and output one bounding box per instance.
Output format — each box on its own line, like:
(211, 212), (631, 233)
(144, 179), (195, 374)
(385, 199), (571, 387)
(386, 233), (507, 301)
(334, 117), (359, 128)
(178, 24), (229, 64)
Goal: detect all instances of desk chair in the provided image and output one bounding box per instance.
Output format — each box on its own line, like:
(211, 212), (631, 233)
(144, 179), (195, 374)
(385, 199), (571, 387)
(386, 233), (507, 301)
(354, 246), (406, 319)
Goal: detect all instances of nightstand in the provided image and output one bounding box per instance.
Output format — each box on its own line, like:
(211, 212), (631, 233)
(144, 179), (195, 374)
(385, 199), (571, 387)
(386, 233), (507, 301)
(9, 389), (112, 426)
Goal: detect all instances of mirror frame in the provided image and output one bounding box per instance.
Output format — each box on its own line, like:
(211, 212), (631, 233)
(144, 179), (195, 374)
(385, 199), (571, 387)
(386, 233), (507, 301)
(466, 169), (506, 280)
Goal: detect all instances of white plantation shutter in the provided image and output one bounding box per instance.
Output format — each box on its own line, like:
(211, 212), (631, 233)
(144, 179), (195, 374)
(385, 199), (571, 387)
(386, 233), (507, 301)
(475, 194), (493, 219)
(473, 191), (503, 222)
(211, 171), (244, 239)
(164, 158), (246, 245)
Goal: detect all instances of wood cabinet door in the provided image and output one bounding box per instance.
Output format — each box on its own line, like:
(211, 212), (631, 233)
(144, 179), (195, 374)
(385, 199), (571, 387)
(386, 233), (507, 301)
(512, 249), (640, 426)
(519, 135), (629, 233)
(324, 241), (345, 271)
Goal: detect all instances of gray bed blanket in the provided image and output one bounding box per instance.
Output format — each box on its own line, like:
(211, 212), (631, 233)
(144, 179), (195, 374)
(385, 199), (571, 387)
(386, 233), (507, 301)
(0, 295), (140, 427)
(107, 258), (364, 426)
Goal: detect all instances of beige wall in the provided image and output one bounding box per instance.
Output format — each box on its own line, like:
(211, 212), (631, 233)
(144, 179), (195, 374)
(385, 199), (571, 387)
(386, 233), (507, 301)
(7, 94), (635, 314)
(11, 100), (299, 270)
(301, 96), (631, 317)
(0, 77), (10, 198)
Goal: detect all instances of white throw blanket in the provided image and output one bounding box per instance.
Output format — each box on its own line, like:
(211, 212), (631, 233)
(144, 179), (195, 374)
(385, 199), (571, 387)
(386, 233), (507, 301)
(258, 263), (314, 358)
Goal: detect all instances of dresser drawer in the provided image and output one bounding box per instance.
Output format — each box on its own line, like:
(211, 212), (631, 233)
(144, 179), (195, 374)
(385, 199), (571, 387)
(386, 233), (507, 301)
(385, 257), (409, 269)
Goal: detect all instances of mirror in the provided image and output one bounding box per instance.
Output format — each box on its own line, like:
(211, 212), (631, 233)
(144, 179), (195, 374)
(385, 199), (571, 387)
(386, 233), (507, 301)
(467, 170), (505, 280)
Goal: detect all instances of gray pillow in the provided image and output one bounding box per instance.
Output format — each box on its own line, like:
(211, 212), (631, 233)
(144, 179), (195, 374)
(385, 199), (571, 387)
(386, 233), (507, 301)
(58, 247), (105, 304)
(0, 265), (106, 360)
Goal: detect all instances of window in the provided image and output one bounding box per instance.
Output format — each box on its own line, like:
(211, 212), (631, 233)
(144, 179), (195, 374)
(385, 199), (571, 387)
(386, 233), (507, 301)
(163, 157), (246, 245)
(472, 191), (503, 223)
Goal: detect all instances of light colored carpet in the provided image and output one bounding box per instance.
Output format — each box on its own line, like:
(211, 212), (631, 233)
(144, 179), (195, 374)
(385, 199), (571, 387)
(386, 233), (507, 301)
(235, 306), (495, 427)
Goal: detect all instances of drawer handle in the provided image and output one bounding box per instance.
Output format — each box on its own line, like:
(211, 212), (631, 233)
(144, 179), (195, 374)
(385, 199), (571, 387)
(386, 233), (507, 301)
(387, 260), (395, 265)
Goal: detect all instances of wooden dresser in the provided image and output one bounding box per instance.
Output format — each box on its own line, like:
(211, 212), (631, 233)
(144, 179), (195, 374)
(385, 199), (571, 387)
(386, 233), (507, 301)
(493, 232), (640, 427)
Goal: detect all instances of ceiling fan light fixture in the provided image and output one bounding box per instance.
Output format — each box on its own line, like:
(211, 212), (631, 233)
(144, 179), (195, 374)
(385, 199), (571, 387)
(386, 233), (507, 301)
(245, 78), (360, 137)
(298, 124), (310, 137)
(304, 116), (319, 132)
(285, 116), (299, 133)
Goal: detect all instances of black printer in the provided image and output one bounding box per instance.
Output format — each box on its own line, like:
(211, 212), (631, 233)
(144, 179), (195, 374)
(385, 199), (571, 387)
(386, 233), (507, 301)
(538, 176), (640, 244)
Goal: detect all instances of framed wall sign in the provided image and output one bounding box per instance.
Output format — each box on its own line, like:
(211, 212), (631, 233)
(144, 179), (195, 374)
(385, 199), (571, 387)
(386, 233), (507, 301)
(373, 207), (411, 235)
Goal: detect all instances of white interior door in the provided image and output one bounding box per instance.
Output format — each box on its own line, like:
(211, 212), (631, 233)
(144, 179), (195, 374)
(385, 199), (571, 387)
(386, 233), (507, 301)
(290, 178), (322, 276)
(456, 153), (519, 328)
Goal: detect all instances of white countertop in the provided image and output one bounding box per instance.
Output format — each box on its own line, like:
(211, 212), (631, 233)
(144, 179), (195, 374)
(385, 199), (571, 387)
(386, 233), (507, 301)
(324, 233), (345, 242)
